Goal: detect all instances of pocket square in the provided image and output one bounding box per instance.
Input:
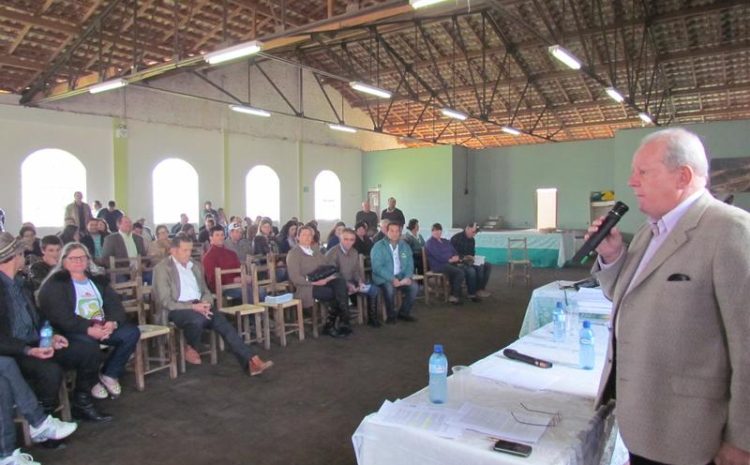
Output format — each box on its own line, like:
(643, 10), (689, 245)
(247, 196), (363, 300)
(667, 273), (690, 281)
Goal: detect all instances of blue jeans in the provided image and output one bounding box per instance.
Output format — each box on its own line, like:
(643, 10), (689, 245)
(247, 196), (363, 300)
(0, 356), (45, 457)
(378, 281), (418, 318)
(68, 323), (141, 380)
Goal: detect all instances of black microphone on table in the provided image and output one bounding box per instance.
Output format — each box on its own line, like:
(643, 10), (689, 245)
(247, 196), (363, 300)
(503, 349), (553, 369)
(570, 201), (629, 264)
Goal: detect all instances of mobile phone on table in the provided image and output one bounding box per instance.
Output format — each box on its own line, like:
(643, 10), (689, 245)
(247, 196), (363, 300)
(493, 439), (532, 457)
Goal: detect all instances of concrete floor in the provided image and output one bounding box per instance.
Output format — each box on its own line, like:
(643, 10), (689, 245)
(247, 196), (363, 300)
(33, 265), (591, 465)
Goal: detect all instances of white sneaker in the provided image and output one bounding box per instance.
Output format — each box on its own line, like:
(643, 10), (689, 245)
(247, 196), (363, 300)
(476, 290), (491, 298)
(0, 449), (40, 465)
(29, 415), (78, 443)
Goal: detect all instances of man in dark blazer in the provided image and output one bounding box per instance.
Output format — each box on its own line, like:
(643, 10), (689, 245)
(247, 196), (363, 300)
(591, 128), (750, 465)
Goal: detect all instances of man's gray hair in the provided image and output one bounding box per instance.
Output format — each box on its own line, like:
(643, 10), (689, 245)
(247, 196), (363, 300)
(640, 128), (708, 179)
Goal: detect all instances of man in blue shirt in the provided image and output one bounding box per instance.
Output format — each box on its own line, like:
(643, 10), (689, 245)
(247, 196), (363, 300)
(424, 223), (473, 304)
(370, 223), (418, 324)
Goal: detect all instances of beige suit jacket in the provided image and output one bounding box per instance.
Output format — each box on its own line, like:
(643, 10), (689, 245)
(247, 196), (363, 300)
(152, 257), (212, 324)
(593, 192), (750, 464)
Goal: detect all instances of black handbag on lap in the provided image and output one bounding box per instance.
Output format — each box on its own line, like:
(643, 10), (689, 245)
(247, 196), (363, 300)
(306, 265), (338, 282)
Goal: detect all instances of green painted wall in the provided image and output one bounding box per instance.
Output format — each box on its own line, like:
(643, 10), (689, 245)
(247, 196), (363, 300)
(472, 139), (615, 230)
(113, 118), (129, 213)
(362, 145), (453, 230)
(613, 120), (750, 233)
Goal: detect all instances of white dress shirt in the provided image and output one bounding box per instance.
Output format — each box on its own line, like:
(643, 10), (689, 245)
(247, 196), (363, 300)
(172, 256), (202, 301)
(390, 242), (401, 276)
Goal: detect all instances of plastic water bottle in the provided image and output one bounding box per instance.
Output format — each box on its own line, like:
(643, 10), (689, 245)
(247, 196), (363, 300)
(39, 321), (53, 349)
(579, 320), (595, 370)
(552, 302), (566, 342)
(428, 344), (448, 404)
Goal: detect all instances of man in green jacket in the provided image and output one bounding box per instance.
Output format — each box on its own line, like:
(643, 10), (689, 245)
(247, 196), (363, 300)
(370, 223), (418, 324)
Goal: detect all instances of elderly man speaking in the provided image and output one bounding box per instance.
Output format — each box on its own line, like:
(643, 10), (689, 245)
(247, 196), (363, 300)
(589, 128), (750, 465)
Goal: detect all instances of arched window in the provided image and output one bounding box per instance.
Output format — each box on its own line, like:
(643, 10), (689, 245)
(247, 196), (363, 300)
(245, 165), (280, 221)
(152, 158), (199, 225)
(314, 170), (341, 221)
(22, 149), (86, 227)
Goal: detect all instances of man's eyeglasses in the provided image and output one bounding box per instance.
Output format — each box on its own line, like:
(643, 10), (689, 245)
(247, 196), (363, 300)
(65, 255), (88, 262)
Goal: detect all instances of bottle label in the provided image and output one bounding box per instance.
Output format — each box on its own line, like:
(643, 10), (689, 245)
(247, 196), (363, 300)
(429, 364), (447, 374)
(580, 338), (593, 345)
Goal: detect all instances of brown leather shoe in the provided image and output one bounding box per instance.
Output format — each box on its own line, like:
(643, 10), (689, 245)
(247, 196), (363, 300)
(248, 356), (274, 376)
(184, 345), (202, 365)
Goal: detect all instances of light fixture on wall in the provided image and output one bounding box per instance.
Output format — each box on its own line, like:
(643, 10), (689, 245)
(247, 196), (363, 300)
(501, 126), (521, 136)
(548, 45), (582, 70)
(229, 104), (271, 117)
(349, 81), (392, 99)
(410, 0), (450, 9)
(638, 112), (653, 124)
(204, 40), (263, 65)
(605, 87), (625, 103)
(328, 123), (357, 133)
(89, 78), (128, 94)
(441, 108), (468, 121)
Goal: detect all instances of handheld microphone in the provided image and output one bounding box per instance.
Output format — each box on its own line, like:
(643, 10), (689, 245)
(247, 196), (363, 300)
(502, 349), (553, 369)
(571, 201), (629, 264)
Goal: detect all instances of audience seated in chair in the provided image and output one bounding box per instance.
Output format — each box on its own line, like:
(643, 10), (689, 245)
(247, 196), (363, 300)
(253, 219), (278, 256)
(147, 225), (171, 263)
(402, 218), (426, 275)
(355, 201), (379, 237)
(424, 223), (472, 304)
(18, 226), (41, 265)
(450, 222), (491, 298)
(197, 217), (216, 245)
(224, 223), (252, 264)
(58, 225), (79, 245)
(171, 213), (190, 235)
(152, 235), (272, 376)
(26, 236), (62, 292)
(276, 220), (298, 254)
(203, 226), (261, 303)
(353, 222), (374, 256)
(38, 242), (141, 419)
(287, 226), (352, 338)
(370, 223), (418, 324)
(371, 219), (390, 245)
(326, 228), (380, 327)
(325, 222), (346, 251)
(0, 356), (77, 465)
(101, 216), (146, 266)
(80, 218), (107, 264)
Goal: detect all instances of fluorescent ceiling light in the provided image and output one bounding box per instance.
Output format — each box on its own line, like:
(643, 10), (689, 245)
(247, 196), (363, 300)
(229, 104), (271, 117)
(328, 123), (357, 134)
(349, 81), (392, 99)
(548, 45), (582, 70)
(204, 40), (263, 65)
(605, 87), (625, 103)
(410, 0), (450, 9)
(441, 108), (468, 121)
(501, 126), (521, 136)
(638, 112), (653, 124)
(89, 78), (127, 94)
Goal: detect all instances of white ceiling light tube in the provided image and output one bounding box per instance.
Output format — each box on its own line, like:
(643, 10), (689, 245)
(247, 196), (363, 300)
(548, 45), (582, 70)
(605, 87), (625, 103)
(501, 126), (521, 136)
(89, 78), (128, 94)
(638, 112), (653, 124)
(204, 40), (263, 65)
(410, 0), (450, 9)
(349, 81), (392, 99)
(328, 123), (357, 134)
(441, 108), (468, 121)
(229, 104), (271, 117)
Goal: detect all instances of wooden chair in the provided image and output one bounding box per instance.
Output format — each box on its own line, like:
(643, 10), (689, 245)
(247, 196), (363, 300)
(507, 237), (532, 286)
(422, 251), (449, 304)
(114, 279), (178, 390)
(150, 283), (218, 373)
(250, 262), (304, 347)
(214, 266), (270, 350)
(108, 256), (141, 284)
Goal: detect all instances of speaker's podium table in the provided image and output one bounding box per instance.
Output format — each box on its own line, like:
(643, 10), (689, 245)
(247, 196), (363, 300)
(352, 322), (627, 465)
